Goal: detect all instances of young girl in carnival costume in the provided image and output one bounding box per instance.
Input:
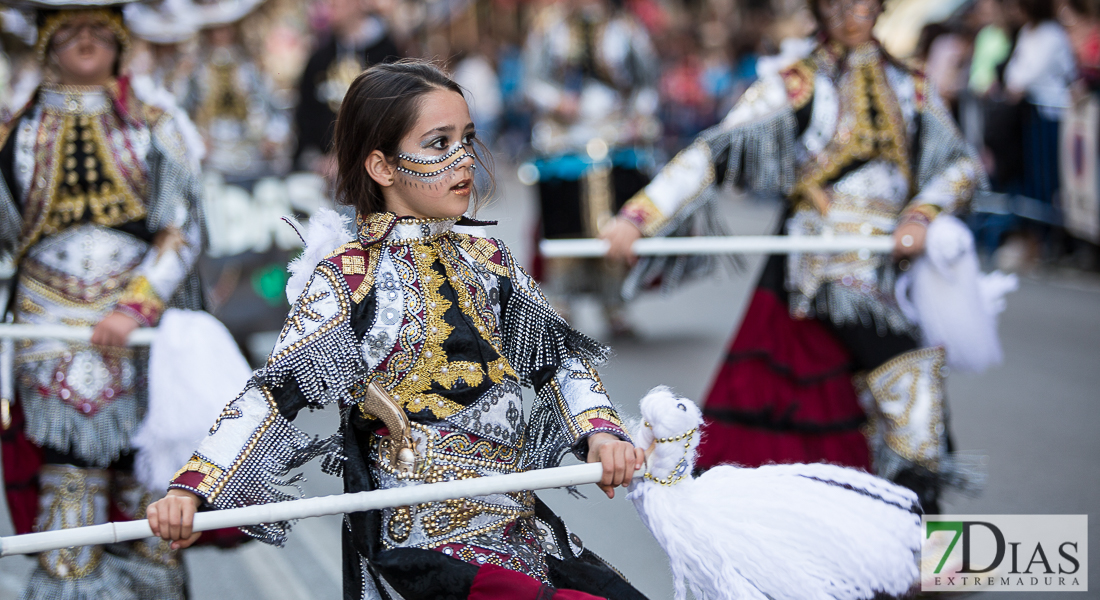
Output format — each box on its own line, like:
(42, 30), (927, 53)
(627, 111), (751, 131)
(603, 0), (988, 513)
(0, 2), (204, 597)
(149, 61), (649, 600)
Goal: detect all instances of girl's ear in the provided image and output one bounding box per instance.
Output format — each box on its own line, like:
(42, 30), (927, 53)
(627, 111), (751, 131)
(365, 150), (396, 187)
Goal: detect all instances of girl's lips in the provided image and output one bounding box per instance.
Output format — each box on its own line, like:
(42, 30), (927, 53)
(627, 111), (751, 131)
(451, 179), (473, 196)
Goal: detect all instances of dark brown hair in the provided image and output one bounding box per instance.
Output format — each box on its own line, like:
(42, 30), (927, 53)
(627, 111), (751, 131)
(808, 0), (884, 29)
(332, 59), (494, 216)
(1015, 0), (1055, 22)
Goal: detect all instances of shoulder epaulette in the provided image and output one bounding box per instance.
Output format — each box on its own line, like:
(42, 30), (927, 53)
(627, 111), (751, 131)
(780, 59), (815, 111)
(452, 233), (509, 277)
(326, 241), (376, 303)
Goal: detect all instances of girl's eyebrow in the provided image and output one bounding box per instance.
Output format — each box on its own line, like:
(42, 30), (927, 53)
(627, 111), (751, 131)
(420, 125), (456, 138)
(420, 122), (476, 138)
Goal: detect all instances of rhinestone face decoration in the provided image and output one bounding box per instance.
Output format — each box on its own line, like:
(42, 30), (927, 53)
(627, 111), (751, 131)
(397, 143), (475, 179)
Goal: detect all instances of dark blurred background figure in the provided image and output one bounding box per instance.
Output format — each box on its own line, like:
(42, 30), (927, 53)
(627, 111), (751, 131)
(522, 0), (659, 336)
(293, 0), (400, 178)
(1004, 0), (1076, 210)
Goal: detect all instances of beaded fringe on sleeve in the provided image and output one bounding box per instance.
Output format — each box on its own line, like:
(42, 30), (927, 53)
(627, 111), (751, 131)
(169, 381), (345, 545)
(500, 255), (610, 387)
(259, 260), (368, 406)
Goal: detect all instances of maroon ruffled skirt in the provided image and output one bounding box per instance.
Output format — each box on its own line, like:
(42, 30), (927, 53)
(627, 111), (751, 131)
(695, 258), (871, 472)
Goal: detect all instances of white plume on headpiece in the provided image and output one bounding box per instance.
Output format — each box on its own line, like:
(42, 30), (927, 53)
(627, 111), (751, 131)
(628, 386), (921, 600)
(284, 207), (355, 303)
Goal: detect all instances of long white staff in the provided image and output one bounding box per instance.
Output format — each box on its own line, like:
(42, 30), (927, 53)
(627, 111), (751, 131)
(0, 323), (158, 345)
(0, 462), (604, 557)
(539, 235), (895, 258)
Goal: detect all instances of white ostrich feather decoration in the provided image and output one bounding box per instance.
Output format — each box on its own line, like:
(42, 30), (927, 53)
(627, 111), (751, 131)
(284, 208), (355, 303)
(628, 386), (922, 600)
(135, 309), (252, 493)
(895, 214), (1018, 373)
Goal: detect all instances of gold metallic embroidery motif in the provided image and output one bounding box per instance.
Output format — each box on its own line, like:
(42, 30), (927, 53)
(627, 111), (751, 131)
(270, 264), (350, 364)
(117, 275), (164, 315)
(341, 254), (366, 275)
(172, 457), (225, 496)
(43, 114), (147, 236)
(453, 235), (509, 277)
(388, 244), (465, 419)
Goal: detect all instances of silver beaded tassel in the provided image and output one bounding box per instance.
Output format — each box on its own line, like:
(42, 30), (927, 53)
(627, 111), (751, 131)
(702, 105), (799, 197)
(18, 362), (147, 467)
(501, 291), (610, 387)
(622, 108), (797, 302)
(261, 263), (368, 408)
(209, 381), (347, 545)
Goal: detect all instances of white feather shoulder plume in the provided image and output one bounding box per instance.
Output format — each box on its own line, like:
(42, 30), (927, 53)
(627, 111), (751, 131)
(628, 386), (921, 600)
(285, 207), (355, 303)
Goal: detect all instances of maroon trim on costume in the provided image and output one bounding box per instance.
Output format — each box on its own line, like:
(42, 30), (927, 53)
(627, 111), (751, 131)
(171, 470), (207, 491)
(115, 301), (159, 328)
(585, 418), (622, 432)
(336, 250), (368, 291)
(468, 564), (604, 600)
(695, 287), (871, 472)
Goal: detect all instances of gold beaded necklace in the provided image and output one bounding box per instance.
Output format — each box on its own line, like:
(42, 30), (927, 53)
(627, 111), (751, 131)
(641, 422), (698, 487)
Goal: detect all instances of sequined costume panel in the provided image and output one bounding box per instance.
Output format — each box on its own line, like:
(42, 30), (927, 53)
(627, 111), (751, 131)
(14, 225), (148, 464)
(171, 213), (629, 584)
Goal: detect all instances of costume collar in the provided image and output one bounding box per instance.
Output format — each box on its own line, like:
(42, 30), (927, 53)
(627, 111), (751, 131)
(814, 38), (884, 77)
(356, 212), (497, 246)
(40, 82), (113, 116)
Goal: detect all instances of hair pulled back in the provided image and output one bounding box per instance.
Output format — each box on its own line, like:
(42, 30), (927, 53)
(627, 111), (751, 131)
(333, 59), (493, 215)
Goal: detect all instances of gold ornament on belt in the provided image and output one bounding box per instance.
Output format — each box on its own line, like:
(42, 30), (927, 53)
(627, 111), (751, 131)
(359, 381), (418, 475)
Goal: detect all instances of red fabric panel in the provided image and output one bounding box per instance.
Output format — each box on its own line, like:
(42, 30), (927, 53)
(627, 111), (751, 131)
(468, 564), (606, 600)
(696, 288), (871, 471)
(1, 398), (43, 535)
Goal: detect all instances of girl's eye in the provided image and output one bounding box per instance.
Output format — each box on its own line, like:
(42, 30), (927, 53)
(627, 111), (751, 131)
(462, 132), (477, 146)
(429, 138), (448, 150)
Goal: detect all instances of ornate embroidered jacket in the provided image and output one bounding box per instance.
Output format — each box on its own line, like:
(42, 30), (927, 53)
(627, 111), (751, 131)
(170, 212), (630, 592)
(0, 80), (204, 466)
(619, 41), (986, 334)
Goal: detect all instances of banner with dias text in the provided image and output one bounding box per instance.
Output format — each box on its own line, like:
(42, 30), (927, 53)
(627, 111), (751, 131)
(922, 515), (1088, 592)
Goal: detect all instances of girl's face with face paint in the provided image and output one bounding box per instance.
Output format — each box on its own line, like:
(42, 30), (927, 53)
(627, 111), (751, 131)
(369, 89), (477, 220)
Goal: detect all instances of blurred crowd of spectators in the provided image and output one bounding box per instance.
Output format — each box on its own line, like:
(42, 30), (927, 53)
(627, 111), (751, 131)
(917, 0), (1098, 269)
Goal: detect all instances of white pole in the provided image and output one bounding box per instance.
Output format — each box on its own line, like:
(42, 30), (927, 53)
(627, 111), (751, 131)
(539, 235), (895, 258)
(0, 324), (157, 346)
(0, 463), (604, 557)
